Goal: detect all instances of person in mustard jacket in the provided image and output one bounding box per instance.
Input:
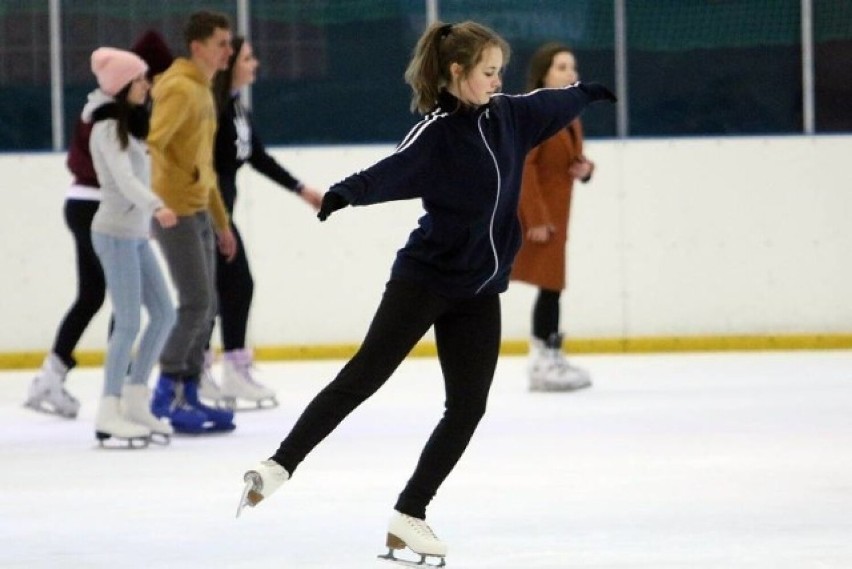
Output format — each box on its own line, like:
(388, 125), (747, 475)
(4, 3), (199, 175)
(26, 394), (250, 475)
(511, 42), (595, 392)
(147, 11), (238, 433)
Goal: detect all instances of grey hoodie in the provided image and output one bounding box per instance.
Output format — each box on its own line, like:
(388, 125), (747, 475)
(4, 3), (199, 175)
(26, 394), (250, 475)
(86, 89), (163, 239)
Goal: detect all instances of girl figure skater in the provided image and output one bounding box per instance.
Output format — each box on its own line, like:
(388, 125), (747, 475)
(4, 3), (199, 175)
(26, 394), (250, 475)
(87, 47), (177, 446)
(511, 43), (596, 392)
(236, 21), (615, 565)
(201, 36), (323, 409)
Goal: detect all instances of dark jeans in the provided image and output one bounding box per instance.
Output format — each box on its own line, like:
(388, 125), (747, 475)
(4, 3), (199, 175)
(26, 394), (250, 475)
(52, 199), (106, 369)
(272, 279), (501, 519)
(214, 223), (253, 351)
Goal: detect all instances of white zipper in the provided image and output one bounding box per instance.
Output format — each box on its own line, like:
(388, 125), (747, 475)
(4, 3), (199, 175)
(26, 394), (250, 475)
(475, 111), (501, 295)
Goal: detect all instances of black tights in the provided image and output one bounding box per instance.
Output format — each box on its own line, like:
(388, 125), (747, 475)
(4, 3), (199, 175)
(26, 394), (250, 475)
(271, 280), (501, 519)
(214, 224), (253, 351)
(532, 288), (561, 341)
(52, 199), (106, 369)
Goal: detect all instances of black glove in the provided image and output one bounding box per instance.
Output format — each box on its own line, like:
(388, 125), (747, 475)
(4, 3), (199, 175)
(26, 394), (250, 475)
(317, 191), (349, 222)
(577, 81), (617, 103)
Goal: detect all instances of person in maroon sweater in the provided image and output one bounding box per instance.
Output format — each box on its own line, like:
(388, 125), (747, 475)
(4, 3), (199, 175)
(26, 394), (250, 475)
(25, 30), (174, 418)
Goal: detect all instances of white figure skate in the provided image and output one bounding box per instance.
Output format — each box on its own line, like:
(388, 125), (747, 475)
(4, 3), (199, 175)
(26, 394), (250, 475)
(528, 334), (592, 392)
(95, 395), (151, 449)
(198, 349), (226, 405)
(378, 511), (447, 567)
(236, 459), (289, 517)
(122, 384), (174, 445)
(220, 349), (278, 411)
(24, 353), (81, 418)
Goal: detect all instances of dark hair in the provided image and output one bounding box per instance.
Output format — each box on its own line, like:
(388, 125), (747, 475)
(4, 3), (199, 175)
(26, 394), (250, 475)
(527, 42), (573, 91)
(212, 36), (245, 115)
(91, 82), (138, 150)
(184, 10), (231, 51)
(404, 20), (510, 114)
(113, 83), (137, 150)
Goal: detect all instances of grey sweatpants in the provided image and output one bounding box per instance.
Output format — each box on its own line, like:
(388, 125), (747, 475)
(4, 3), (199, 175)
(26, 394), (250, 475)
(153, 212), (217, 377)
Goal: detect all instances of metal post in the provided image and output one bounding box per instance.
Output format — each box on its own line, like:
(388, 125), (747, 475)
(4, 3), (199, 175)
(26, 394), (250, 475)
(237, 0), (252, 109)
(801, 0), (815, 134)
(49, 0), (64, 150)
(614, 0), (628, 138)
(426, 0), (438, 25)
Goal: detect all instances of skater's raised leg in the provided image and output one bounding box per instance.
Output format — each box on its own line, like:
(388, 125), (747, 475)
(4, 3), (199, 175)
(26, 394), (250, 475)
(238, 281), (444, 513)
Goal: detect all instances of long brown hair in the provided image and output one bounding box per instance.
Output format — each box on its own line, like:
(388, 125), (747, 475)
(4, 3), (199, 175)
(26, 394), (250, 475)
(527, 42), (573, 91)
(212, 35), (245, 116)
(404, 20), (510, 114)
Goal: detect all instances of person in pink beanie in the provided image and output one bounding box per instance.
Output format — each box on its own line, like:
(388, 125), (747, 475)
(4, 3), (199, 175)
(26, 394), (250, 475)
(91, 47), (148, 97)
(86, 46), (179, 447)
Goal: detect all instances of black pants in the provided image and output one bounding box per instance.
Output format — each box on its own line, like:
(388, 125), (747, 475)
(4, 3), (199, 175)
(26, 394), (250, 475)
(272, 279), (501, 519)
(214, 223), (253, 351)
(52, 199), (106, 369)
(532, 288), (561, 341)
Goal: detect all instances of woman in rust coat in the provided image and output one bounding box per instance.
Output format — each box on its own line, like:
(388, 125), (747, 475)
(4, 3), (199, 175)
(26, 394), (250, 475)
(512, 43), (594, 392)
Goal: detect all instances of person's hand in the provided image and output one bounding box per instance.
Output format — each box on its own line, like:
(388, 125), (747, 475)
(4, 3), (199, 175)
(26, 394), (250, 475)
(577, 81), (617, 103)
(217, 227), (238, 262)
(526, 225), (554, 243)
(298, 185), (323, 211)
(154, 206), (177, 228)
(569, 159), (594, 181)
(317, 191), (349, 222)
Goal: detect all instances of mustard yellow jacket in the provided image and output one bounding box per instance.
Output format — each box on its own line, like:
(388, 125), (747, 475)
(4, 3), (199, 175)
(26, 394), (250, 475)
(148, 58), (228, 230)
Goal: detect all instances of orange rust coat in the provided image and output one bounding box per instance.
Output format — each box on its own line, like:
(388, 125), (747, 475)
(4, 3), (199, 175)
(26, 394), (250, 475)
(510, 119), (591, 291)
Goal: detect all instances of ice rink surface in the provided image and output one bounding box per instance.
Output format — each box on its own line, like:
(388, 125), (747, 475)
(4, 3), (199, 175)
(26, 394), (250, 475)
(1, 351), (851, 569)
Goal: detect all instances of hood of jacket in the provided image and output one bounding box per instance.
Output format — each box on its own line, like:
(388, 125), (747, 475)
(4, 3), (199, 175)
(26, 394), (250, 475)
(81, 89), (114, 123)
(152, 57), (209, 96)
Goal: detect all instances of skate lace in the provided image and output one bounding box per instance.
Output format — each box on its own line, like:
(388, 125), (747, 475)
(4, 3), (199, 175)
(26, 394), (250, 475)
(405, 516), (439, 541)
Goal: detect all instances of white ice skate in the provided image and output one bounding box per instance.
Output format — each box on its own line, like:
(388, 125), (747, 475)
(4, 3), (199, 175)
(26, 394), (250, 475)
(378, 511), (447, 567)
(220, 349), (278, 411)
(95, 395), (151, 449)
(528, 334), (592, 392)
(198, 350), (226, 405)
(121, 384), (173, 445)
(24, 353), (81, 418)
(235, 459), (289, 517)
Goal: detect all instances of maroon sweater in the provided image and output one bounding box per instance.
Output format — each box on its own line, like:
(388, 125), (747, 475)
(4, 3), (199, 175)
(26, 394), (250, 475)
(66, 119), (99, 188)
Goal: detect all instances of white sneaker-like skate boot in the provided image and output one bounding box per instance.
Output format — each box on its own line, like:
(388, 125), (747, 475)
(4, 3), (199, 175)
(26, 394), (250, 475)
(121, 384), (174, 444)
(221, 349), (277, 410)
(198, 349), (226, 404)
(236, 459), (289, 517)
(528, 334), (592, 392)
(24, 353), (81, 418)
(95, 395), (151, 448)
(379, 511), (447, 566)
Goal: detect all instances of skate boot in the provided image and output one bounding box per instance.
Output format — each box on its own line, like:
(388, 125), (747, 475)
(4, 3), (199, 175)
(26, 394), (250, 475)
(379, 511), (447, 567)
(95, 395), (151, 449)
(528, 333), (592, 392)
(198, 349), (226, 405)
(122, 383), (174, 444)
(183, 377), (236, 433)
(220, 348), (278, 411)
(151, 373), (212, 435)
(235, 459), (290, 517)
(24, 353), (80, 418)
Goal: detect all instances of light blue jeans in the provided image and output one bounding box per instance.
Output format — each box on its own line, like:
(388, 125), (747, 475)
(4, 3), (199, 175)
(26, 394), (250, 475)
(92, 232), (176, 397)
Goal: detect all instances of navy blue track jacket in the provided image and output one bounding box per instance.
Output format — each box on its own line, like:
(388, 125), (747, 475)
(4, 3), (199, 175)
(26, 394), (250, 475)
(330, 85), (593, 299)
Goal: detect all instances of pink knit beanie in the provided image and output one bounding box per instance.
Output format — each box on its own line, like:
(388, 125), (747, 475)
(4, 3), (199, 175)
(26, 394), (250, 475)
(90, 47), (148, 96)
